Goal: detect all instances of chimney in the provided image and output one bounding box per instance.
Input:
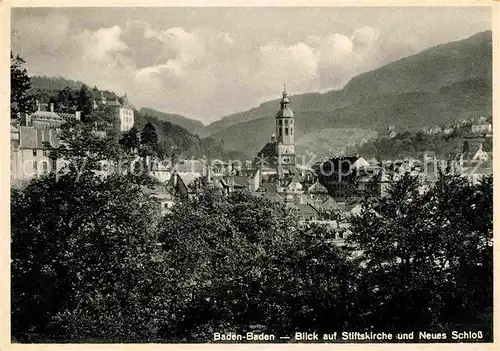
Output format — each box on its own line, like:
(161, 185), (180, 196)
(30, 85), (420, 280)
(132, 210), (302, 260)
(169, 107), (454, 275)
(173, 172), (178, 187)
(75, 111), (81, 121)
(49, 103), (54, 112)
(271, 134), (276, 143)
(36, 100), (40, 111)
(25, 113), (31, 127)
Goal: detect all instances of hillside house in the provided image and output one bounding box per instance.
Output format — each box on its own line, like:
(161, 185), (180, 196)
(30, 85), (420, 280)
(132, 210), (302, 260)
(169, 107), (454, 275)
(11, 125), (64, 183)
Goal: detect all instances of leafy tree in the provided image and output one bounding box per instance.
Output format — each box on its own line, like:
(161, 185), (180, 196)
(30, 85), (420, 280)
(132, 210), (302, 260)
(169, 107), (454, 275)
(11, 118), (171, 342)
(77, 84), (94, 122)
(11, 172), (173, 342)
(50, 121), (122, 177)
(158, 190), (354, 339)
(10, 52), (36, 118)
(119, 126), (140, 154)
(347, 173), (493, 336)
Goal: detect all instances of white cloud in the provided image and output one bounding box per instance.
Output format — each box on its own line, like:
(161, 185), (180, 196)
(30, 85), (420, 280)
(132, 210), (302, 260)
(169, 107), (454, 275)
(75, 26), (129, 61)
(251, 42), (318, 95)
(12, 13), (386, 122)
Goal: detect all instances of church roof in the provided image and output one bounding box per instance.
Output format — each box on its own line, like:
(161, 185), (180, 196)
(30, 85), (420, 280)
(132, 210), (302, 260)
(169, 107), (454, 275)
(275, 107), (294, 118)
(256, 142), (278, 167)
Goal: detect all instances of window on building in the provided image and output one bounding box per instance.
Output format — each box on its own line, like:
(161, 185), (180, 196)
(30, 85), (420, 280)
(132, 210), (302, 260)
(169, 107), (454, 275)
(33, 161), (37, 170)
(291, 120), (293, 124)
(285, 127), (289, 136)
(42, 161), (48, 173)
(279, 128), (283, 136)
(33, 149), (37, 156)
(279, 119), (283, 126)
(290, 127), (293, 135)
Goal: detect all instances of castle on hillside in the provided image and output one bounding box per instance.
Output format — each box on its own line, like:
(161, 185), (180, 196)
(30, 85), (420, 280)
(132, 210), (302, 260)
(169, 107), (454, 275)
(93, 91), (135, 132)
(254, 85), (297, 176)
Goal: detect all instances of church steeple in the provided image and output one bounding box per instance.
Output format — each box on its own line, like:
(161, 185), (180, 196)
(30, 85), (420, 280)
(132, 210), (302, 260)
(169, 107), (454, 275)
(275, 84), (294, 145)
(274, 84), (296, 169)
(280, 84), (290, 109)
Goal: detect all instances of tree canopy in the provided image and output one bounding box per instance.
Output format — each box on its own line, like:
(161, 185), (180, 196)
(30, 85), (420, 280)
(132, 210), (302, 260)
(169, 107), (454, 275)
(348, 173), (493, 335)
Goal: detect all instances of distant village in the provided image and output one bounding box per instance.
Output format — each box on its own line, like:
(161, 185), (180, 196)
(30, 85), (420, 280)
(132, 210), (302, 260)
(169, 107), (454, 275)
(10, 85), (493, 245)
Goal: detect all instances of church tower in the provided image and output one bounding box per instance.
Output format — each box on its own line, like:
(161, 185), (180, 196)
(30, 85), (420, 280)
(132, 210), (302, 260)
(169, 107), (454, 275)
(275, 84), (296, 169)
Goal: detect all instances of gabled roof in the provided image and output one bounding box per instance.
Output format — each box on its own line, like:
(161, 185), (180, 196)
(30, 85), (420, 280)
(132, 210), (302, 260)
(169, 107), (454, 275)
(307, 181), (328, 194)
(320, 197), (343, 210)
(106, 99), (123, 107)
(257, 141), (277, 159)
(293, 204), (319, 218)
(258, 192), (283, 202)
(141, 184), (174, 199)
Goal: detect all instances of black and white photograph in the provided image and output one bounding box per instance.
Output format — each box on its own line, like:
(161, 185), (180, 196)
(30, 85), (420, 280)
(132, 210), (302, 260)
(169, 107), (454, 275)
(6, 2), (496, 344)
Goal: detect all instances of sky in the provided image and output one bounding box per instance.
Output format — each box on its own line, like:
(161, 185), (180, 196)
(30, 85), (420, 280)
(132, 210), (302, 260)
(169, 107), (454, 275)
(11, 7), (491, 124)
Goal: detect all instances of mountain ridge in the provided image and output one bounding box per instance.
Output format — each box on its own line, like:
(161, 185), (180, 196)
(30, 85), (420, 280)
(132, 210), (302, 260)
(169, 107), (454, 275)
(204, 30), (491, 157)
(204, 30), (492, 138)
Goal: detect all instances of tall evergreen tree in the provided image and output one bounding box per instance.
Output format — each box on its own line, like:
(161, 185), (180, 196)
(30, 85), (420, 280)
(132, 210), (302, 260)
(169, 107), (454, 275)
(10, 52), (36, 118)
(77, 84), (93, 122)
(141, 122), (159, 147)
(140, 122), (159, 157)
(57, 87), (79, 110)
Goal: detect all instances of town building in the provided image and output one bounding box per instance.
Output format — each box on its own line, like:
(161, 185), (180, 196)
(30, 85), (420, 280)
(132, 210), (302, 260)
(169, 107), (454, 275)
(95, 91), (135, 132)
(11, 125), (63, 184)
(24, 103), (81, 128)
(141, 184), (176, 216)
(106, 94), (135, 132)
(313, 156), (370, 198)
